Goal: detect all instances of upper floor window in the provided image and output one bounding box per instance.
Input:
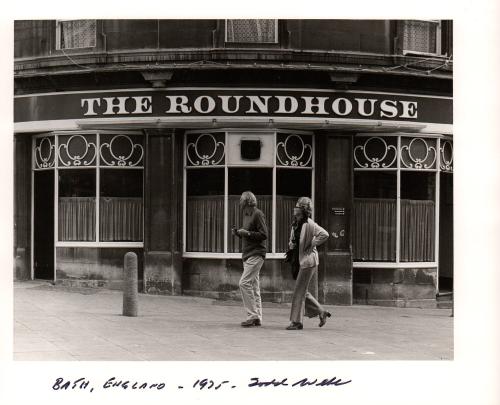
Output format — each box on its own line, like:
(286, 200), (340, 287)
(225, 19), (278, 44)
(400, 20), (442, 56)
(56, 20), (96, 50)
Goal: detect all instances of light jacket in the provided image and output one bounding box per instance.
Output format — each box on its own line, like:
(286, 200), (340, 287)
(289, 218), (329, 269)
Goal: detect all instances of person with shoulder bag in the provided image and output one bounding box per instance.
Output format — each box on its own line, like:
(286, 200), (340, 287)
(286, 197), (331, 330)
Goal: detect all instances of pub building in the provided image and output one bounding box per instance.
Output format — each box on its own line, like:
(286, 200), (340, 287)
(13, 19), (453, 307)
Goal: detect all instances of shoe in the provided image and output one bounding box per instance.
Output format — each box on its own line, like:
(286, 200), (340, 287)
(286, 322), (303, 330)
(318, 311), (332, 327)
(241, 318), (261, 327)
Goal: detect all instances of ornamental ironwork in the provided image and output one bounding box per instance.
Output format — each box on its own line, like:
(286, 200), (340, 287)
(34, 136), (56, 169)
(276, 134), (313, 167)
(58, 134), (97, 167)
(353, 136), (397, 169)
(400, 137), (437, 170)
(186, 133), (225, 166)
(99, 134), (144, 167)
(440, 140), (453, 172)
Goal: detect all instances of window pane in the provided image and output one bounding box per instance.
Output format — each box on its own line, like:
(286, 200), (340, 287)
(186, 168), (224, 252)
(402, 20), (437, 54)
(100, 169), (143, 242)
(353, 172), (397, 261)
(226, 19), (277, 43)
(60, 20), (96, 49)
(228, 168), (272, 253)
(58, 169), (96, 241)
(275, 169), (312, 253)
(400, 172), (436, 262)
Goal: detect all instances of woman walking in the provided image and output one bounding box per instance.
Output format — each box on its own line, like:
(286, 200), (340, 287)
(286, 197), (331, 330)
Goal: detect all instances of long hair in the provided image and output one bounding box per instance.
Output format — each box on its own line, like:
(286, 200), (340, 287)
(295, 196), (313, 218)
(240, 191), (257, 207)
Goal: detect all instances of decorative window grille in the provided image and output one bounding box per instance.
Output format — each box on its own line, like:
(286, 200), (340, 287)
(400, 20), (440, 55)
(276, 133), (313, 167)
(33, 136), (56, 170)
(186, 133), (225, 167)
(57, 20), (96, 50)
(400, 137), (437, 170)
(439, 139), (453, 172)
(226, 19), (278, 43)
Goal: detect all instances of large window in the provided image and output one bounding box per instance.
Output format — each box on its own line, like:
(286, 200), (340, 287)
(184, 131), (313, 256)
(225, 19), (278, 44)
(33, 132), (144, 246)
(353, 135), (451, 265)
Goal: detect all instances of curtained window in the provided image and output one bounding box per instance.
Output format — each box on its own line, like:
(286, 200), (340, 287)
(58, 169), (96, 241)
(186, 168), (225, 252)
(353, 172), (397, 261)
(100, 169), (143, 242)
(400, 20), (440, 55)
(226, 19), (278, 43)
(227, 168), (273, 253)
(55, 133), (144, 244)
(184, 131), (313, 255)
(58, 20), (96, 49)
(400, 172), (435, 262)
(275, 169), (312, 253)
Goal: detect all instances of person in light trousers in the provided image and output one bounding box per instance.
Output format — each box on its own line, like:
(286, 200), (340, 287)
(287, 197), (331, 330)
(232, 191), (268, 327)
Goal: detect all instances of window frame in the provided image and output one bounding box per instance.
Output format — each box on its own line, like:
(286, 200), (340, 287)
(353, 133), (453, 269)
(183, 129), (314, 259)
(31, 130), (144, 251)
(224, 19), (279, 45)
(55, 19), (97, 51)
(400, 19), (443, 57)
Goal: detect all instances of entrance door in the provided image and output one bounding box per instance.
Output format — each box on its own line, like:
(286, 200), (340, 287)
(33, 170), (54, 280)
(438, 173), (453, 292)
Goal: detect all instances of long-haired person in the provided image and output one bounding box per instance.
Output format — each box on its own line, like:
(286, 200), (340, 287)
(286, 197), (331, 330)
(232, 191), (268, 327)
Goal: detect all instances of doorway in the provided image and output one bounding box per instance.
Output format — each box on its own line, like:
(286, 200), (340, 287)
(438, 173), (453, 292)
(33, 170), (54, 280)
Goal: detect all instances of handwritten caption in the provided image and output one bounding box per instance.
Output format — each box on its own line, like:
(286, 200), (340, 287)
(52, 375), (352, 393)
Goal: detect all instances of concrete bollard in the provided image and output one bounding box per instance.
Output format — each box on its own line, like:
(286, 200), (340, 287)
(122, 252), (138, 317)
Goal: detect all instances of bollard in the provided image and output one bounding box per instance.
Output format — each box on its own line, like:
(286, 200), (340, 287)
(122, 252), (138, 317)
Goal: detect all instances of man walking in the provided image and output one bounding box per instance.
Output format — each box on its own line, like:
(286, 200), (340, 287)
(232, 191), (268, 327)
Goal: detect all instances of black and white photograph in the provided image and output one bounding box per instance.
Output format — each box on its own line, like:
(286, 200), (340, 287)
(12, 18), (454, 361)
(2, 1), (500, 404)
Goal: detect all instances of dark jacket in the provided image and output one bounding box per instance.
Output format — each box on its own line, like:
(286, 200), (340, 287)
(239, 207), (268, 261)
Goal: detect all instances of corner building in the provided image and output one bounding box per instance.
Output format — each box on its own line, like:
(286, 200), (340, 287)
(14, 19), (453, 307)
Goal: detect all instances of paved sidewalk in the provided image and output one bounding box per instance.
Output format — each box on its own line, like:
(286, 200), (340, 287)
(14, 281), (453, 361)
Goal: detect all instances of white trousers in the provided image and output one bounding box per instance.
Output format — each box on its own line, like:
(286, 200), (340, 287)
(239, 255), (264, 320)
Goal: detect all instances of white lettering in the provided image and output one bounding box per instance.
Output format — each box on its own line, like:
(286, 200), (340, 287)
(246, 96), (271, 114)
(81, 98), (101, 116)
(355, 98), (377, 117)
(400, 101), (418, 119)
(275, 96), (299, 114)
(165, 96), (192, 113)
(332, 98), (353, 116)
(102, 97), (130, 115)
(301, 97), (328, 115)
(131, 96), (152, 114)
(380, 100), (398, 118)
(193, 96), (216, 114)
(218, 95), (242, 113)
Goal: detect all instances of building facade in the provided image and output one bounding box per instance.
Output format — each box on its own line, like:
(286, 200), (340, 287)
(14, 19), (453, 307)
